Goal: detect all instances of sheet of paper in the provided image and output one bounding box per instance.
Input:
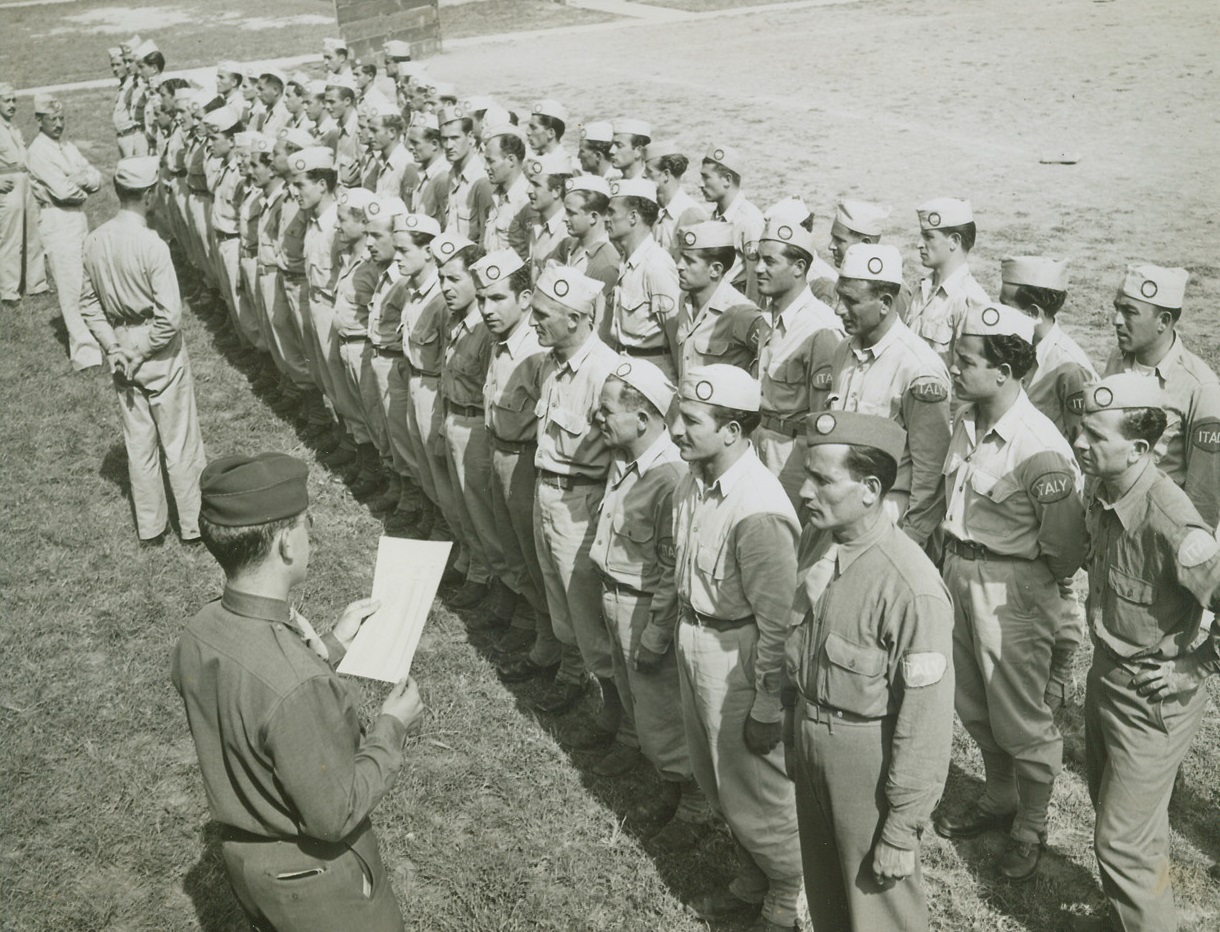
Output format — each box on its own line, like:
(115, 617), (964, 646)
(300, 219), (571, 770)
(337, 537), (452, 683)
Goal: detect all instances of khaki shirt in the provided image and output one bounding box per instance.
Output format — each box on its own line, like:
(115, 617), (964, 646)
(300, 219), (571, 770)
(654, 187), (708, 260)
(330, 247), (379, 338)
(1104, 335), (1220, 528)
(676, 279), (768, 380)
(590, 434), (685, 652)
(399, 271), (446, 375)
(611, 235), (681, 362)
(907, 263), (990, 366)
(278, 200), (308, 278)
(712, 192), (765, 302)
(1023, 322), (1098, 443)
(759, 287), (845, 421)
(27, 134), (100, 207)
(445, 152), (494, 246)
(441, 304), (492, 408)
(533, 333), (618, 478)
(239, 186), (262, 257)
(674, 447), (799, 721)
(256, 183), (288, 271)
(410, 155), (449, 227)
(366, 265), (404, 350)
(210, 157), (242, 235)
(828, 318), (951, 548)
(369, 143), (413, 200)
(484, 315), (547, 443)
(942, 391), (1087, 580)
(484, 173), (531, 259)
(529, 209), (567, 282)
(303, 203), (340, 301)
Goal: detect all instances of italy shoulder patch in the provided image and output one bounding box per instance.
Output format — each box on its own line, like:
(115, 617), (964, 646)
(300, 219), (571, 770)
(1178, 528), (1220, 568)
(902, 651), (947, 688)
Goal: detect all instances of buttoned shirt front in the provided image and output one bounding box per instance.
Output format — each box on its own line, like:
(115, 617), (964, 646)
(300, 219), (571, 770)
(370, 142), (412, 200)
(0, 119), (28, 174)
(759, 287), (844, 420)
(303, 202), (340, 300)
(529, 208), (567, 281)
(590, 433), (685, 652)
(677, 279), (768, 379)
(534, 332), (619, 478)
(333, 110), (362, 188)
(441, 303), (492, 407)
(27, 134), (101, 207)
(942, 391), (1087, 579)
(366, 264), (404, 349)
(209, 156), (242, 235)
(674, 446), (800, 720)
(399, 271), (446, 375)
(278, 201), (308, 277)
(239, 185), (262, 257)
(411, 155), (449, 225)
(112, 78), (137, 134)
(1104, 335), (1220, 528)
(611, 235), (682, 360)
(260, 99), (291, 139)
(484, 315), (547, 443)
(907, 263), (990, 365)
(828, 317), (951, 547)
(485, 172), (531, 257)
(446, 152), (494, 245)
(1024, 321), (1099, 442)
(256, 182), (288, 270)
(171, 586), (407, 841)
(654, 187), (708, 260)
(552, 235), (620, 300)
(330, 246), (379, 338)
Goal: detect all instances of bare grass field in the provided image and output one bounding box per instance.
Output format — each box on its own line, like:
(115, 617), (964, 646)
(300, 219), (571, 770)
(2, 1), (1218, 930)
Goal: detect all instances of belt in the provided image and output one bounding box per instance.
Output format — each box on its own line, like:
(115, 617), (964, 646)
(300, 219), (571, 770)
(170, 169), (187, 178)
(680, 606), (754, 632)
(117, 125), (141, 137)
(759, 412), (802, 438)
(447, 401), (483, 418)
(282, 271), (306, 283)
(215, 231), (239, 241)
(618, 343), (669, 359)
(538, 470), (602, 490)
(799, 697), (886, 725)
(490, 434), (535, 454)
(339, 333), (369, 345)
(372, 345), (403, 358)
(598, 572), (652, 599)
(943, 536), (1027, 562)
(408, 366), (440, 379)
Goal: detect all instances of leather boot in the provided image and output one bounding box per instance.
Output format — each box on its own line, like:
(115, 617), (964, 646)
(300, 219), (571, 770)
(595, 676), (624, 736)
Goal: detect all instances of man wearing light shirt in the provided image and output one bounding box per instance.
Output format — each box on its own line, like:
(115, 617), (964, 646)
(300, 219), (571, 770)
(0, 83), (48, 309)
(644, 141), (708, 262)
(700, 144), (764, 304)
(440, 106), (493, 245)
(482, 126), (531, 259)
(524, 151), (573, 282)
(406, 112), (448, 225)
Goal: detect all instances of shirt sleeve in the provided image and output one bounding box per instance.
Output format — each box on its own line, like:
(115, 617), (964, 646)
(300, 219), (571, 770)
(78, 257), (118, 352)
(1025, 449), (1088, 579)
(466, 178), (494, 249)
(807, 327), (843, 412)
(263, 676), (407, 843)
(642, 479), (680, 654)
(736, 511), (800, 723)
(145, 238), (183, 354)
(1183, 379), (1220, 528)
(899, 376), (952, 547)
(28, 141), (90, 205)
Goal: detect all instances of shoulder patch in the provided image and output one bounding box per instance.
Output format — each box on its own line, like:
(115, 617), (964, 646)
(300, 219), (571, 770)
(657, 540), (676, 563)
(908, 378), (949, 404)
(1066, 391), (1085, 416)
(811, 366), (832, 390)
(1178, 528), (1220, 568)
(901, 652), (947, 688)
(1031, 470), (1073, 504)
(1192, 417), (1220, 453)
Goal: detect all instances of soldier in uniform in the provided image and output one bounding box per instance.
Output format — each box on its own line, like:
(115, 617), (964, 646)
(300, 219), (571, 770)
(1072, 373), (1220, 932)
(753, 217), (844, 515)
(440, 105), (493, 245)
(1102, 263), (1220, 528)
(366, 104), (414, 200)
(526, 99), (568, 158)
(321, 37), (353, 77)
(524, 151), (573, 281)
(405, 111), (447, 226)
(551, 175), (620, 308)
(933, 304), (1086, 882)
(482, 125), (531, 258)
(606, 178), (682, 379)
(576, 121), (617, 180)
(0, 82), (48, 308)
(382, 39), (412, 82)
(760, 197), (839, 308)
(670, 364), (803, 932)
(610, 119), (651, 181)
(79, 157), (206, 545)
(172, 452), (424, 932)
(643, 140), (708, 261)
(824, 199), (912, 323)
(906, 197), (990, 367)
(673, 221), (767, 379)
(324, 75), (362, 190)
(700, 143), (764, 303)
(783, 411), (954, 932)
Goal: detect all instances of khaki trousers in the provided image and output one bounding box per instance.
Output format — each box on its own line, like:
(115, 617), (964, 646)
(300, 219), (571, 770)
(0, 173), (48, 300)
(754, 425), (806, 518)
(442, 411), (500, 585)
(37, 205), (101, 369)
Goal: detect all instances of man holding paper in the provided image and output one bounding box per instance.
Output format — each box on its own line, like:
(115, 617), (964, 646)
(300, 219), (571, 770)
(172, 452), (423, 931)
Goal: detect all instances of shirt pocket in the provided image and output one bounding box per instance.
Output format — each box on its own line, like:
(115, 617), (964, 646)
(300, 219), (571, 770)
(693, 333), (734, 361)
(917, 316), (955, 349)
(407, 326), (441, 369)
(491, 386), (538, 439)
(605, 513), (655, 576)
(695, 542), (729, 580)
(819, 631), (889, 718)
(545, 405), (591, 460)
(616, 298), (657, 340)
(965, 468), (1023, 539)
(765, 355), (807, 408)
(1106, 565), (1159, 646)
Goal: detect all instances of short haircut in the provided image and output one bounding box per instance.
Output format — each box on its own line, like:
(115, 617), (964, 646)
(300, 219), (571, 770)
(506, 265), (532, 296)
(568, 190), (609, 215)
(611, 377), (662, 419)
(335, 87), (356, 104)
(702, 160), (740, 187)
(778, 243), (812, 270)
(412, 125), (441, 145)
(1118, 407), (1168, 448)
(622, 132), (651, 149)
(533, 112), (565, 142)
(440, 242), (485, 271)
(199, 514), (299, 576)
(304, 167), (338, 192)
(113, 180), (151, 203)
(262, 75), (284, 93)
(858, 278), (902, 300)
(979, 332), (1037, 380)
(1010, 283), (1067, 317)
(708, 404), (761, 437)
(581, 139), (612, 160)
(142, 52), (165, 73)
(694, 245), (737, 274)
(545, 172), (572, 196)
(492, 132), (525, 162)
(252, 151), (273, 168)
(357, 63), (377, 79)
(938, 221), (976, 252)
(445, 116), (475, 135)
(622, 195), (659, 227)
(843, 446), (899, 495)
(377, 112), (404, 134)
(159, 76), (189, 95)
(653, 153), (689, 178)
(401, 230), (435, 249)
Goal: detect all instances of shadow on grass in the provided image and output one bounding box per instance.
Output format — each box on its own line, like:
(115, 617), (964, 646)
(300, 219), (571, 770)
(182, 822), (251, 932)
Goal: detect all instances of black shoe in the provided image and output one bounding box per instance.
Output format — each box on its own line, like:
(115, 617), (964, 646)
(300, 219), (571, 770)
(646, 816), (711, 854)
(320, 444), (356, 468)
(934, 803), (1016, 839)
(998, 837), (1043, 883)
(689, 889), (761, 923)
(593, 742), (641, 778)
(448, 581), (489, 610)
(629, 781), (681, 825)
(383, 509), (419, 535)
(139, 531), (167, 549)
(497, 655), (559, 683)
(492, 626), (535, 657)
(533, 680), (585, 715)
(559, 723), (616, 751)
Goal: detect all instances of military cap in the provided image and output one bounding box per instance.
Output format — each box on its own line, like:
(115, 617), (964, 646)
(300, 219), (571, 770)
(114, 156), (160, 190)
(481, 104), (512, 127)
(580, 121), (614, 144)
(832, 199), (891, 238)
(244, 64), (261, 82)
(678, 221), (735, 251)
(33, 94), (62, 116)
(366, 94), (400, 118)
(839, 244), (904, 286)
(322, 37), (348, 53)
(962, 303), (1035, 343)
(172, 85), (197, 104)
(609, 178), (658, 204)
(611, 357), (675, 417)
(759, 215), (817, 259)
(482, 122), (526, 145)
(383, 39), (411, 60)
(1081, 373), (1166, 414)
(565, 175), (611, 197)
(393, 212), (441, 238)
(643, 139), (685, 162)
(1118, 263), (1188, 309)
(217, 60), (242, 77)
(471, 249), (525, 289)
(200, 452), (310, 527)
(614, 118), (652, 138)
(288, 70), (312, 90)
(121, 35), (142, 53)
(364, 195), (409, 224)
(532, 98), (568, 123)
(527, 150), (575, 178)
(290, 146), (335, 173)
(427, 81), (457, 101)
(408, 111), (439, 131)
(397, 61), (430, 82)
(337, 187), (377, 212)
(917, 197), (973, 230)
(680, 364), (760, 412)
(804, 411), (906, 465)
(703, 143), (744, 177)
(438, 103), (468, 126)
(764, 196), (813, 227)
(259, 67), (287, 86)
(277, 126), (316, 151)
(305, 80), (327, 98)
(107, 47), (123, 61)
(325, 73), (358, 93)
(463, 94), (494, 114)
(233, 130), (258, 150)
(535, 265), (603, 316)
(431, 231), (475, 264)
(133, 39), (159, 60)
(0, 83), (14, 97)
(203, 106), (242, 132)
(1001, 256), (1070, 292)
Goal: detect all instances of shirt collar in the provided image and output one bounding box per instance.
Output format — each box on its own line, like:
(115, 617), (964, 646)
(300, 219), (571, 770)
(498, 313), (536, 356)
(697, 445), (757, 497)
(557, 331), (600, 374)
(930, 262), (972, 297)
(1035, 321), (1064, 367)
(715, 192), (744, 221)
(220, 585), (291, 624)
(612, 432), (676, 485)
(775, 286), (816, 329)
(835, 511), (896, 574)
(965, 390), (1032, 445)
(459, 303), (482, 332)
(850, 316), (902, 360)
(539, 210), (565, 237)
(1099, 458), (1157, 531)
(625, 236), (654, 270)
(410, 270), (439, 301)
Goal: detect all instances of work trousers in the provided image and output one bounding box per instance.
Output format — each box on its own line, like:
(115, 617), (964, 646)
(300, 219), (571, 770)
(357, 348), (396, 462)
(675, 620), (802, 927)
(213, 234), (243, 335)
(0, 173), (47, 300)
(237, 255), (268, 352)
(275, 276), (315, 391)
(944, 552), (1062, 842)
(442, 411), (501, 585)
(794, 699), (927, 932)
(754, 425), (806, 518)
(220, 820), (403, 932)
(334, 339), (373, 446)
(260, 270), (309, 389)
(533, 480), (613, 682)
(1086, 649), (1208, 932)
(37, 205), (101, 369)
(407, 373), (459, 539)
(112, 335), (205, 540)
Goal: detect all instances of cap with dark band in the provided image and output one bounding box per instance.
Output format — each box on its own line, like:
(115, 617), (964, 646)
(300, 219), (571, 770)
(804, 410), (906, 465)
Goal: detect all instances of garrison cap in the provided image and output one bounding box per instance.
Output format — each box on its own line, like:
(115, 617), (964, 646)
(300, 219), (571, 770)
(33, 94), (62, 115)
(290, 146), (335, 172)
(288, 70), (312, 90)
(839, 244), (904, 286)
(527, 150), (575, 178)
(680, 364), (760, 412)
(408, 111), (439, 131)
(532, 99), (567, 123)
(917, 197), (973, 230)
(1118, 263), (1188, 310)
(611, 357), (675, 417)
(962, 303), (1035, 344)
(614, 118), (652, 138)
(244, 64), (261, 82)
(430, 231), (475, 264)
(133, 39), (159, 60)
(365, 93), (400, 118)
(805, 411), (906, 465)
(393, 212), (441, 238)
(204, 106), (241, 132)
(277, 126), (316, 151)
(121, 35), (142, 53)
(481, 104), (512, 127)
(463, 94), (494, 113)
(580, 121), (614, 144)
(609, 178), (658, 204)
(679, 221), (735, 251)
(565, 175), (611, 197)
(114, 156), (160, 190)
(643, 139), (685, 162)
(173, 85), (198, 104)
(703, 143), (744, 177)
(325, 73), (358, 93)
(364, 194), (409, 224)
(322, 37), (348, 53)
(337, 187), (377, 212)
(764, 196), (812, 227)
(259, 67), (287, 86)
(833, 198), (890, 238)
(305, 80), (327, 98)
(383, 39), (411, 59)
(438, 103), (468, 126)
(233, 130), (258, 149)
(535, 265), (603, 316)
(200, 453), (309, 527)
(217, 60), (242, 77)
(427, 80), (456, 101)
(759, 215), (817, 259)
(482, 122), (526, 145)
(1001, 256), (1070, 292)
(396, 62), (430, 84)
(471, 249), (525, 289)
(1081, 373), (1166, 414)
(108, 47), (123, 61)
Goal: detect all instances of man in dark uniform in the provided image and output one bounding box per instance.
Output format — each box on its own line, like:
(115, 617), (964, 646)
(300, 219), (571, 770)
(172, 452), (424, 931)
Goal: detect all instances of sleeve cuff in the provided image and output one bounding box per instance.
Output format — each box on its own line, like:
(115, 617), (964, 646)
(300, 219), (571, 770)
(750, 692), (783, 724)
